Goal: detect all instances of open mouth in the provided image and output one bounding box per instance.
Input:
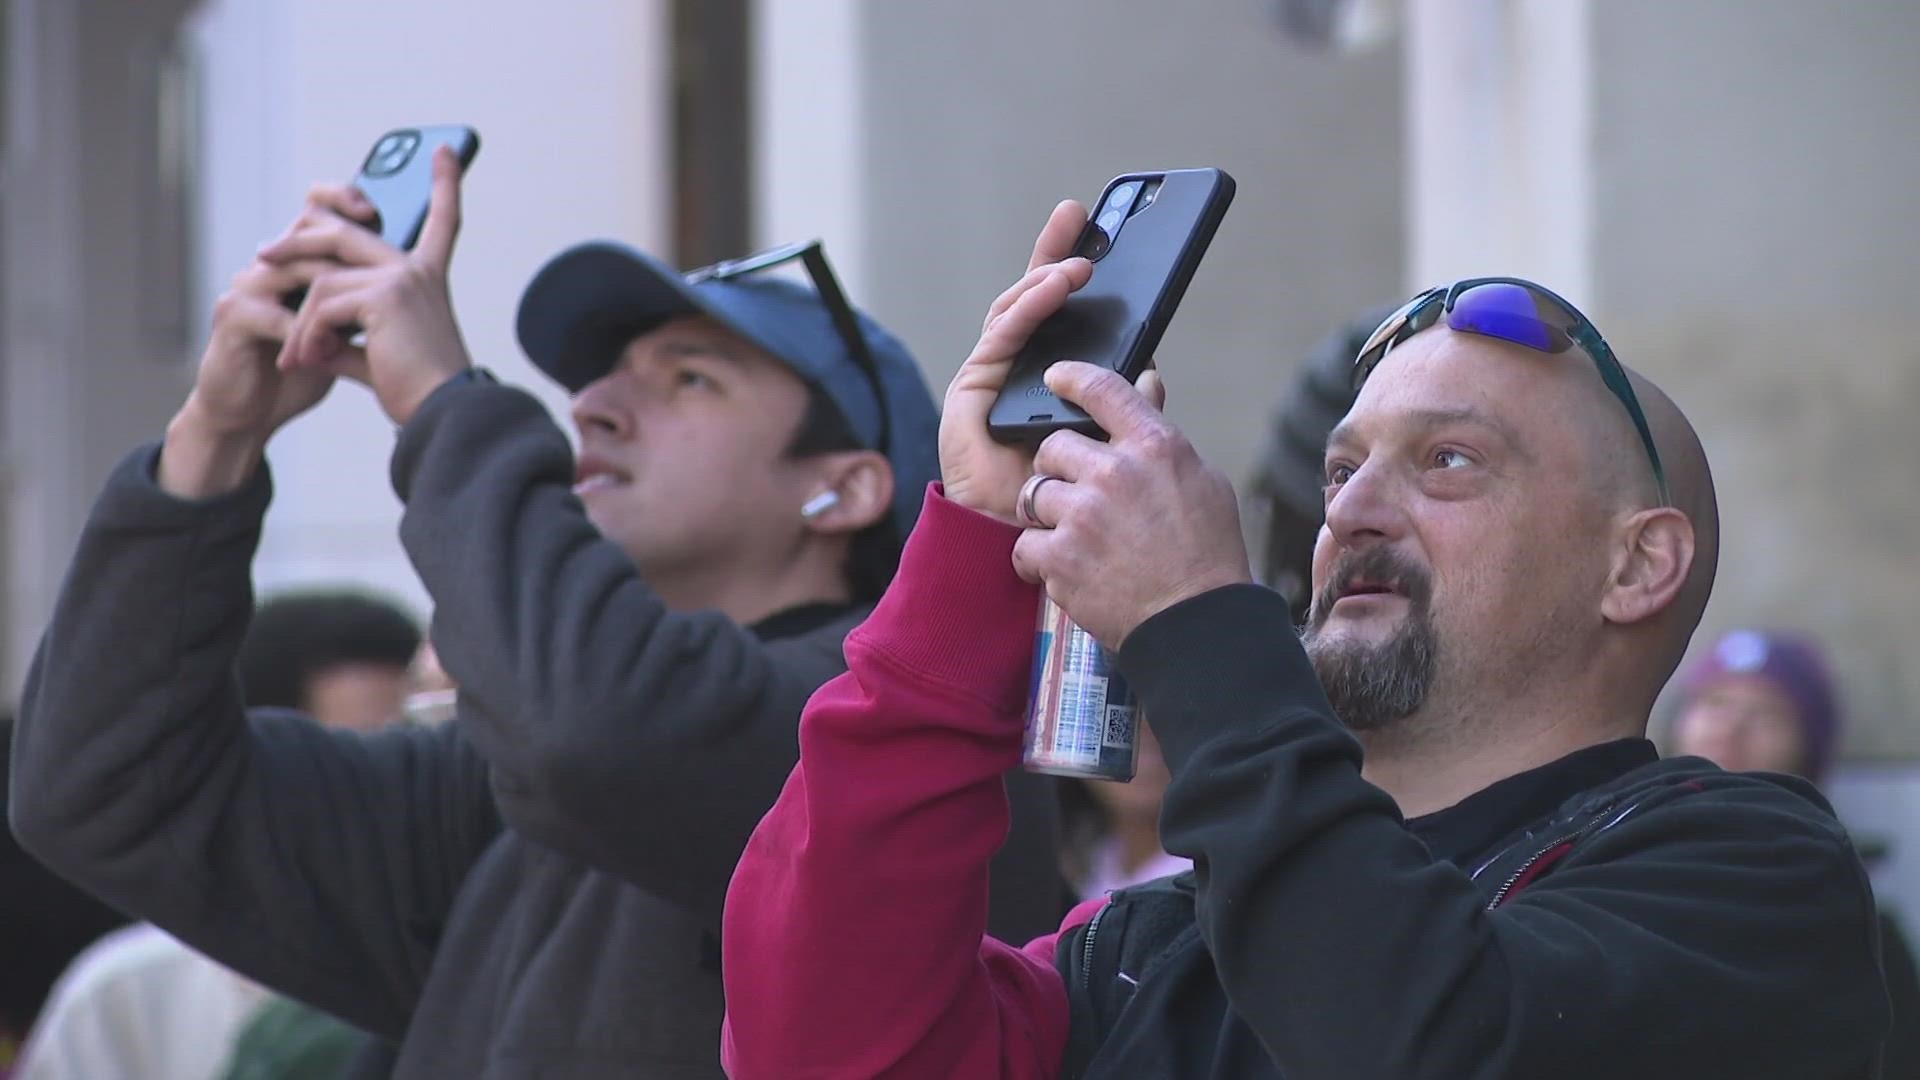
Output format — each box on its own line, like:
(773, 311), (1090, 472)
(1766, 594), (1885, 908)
(572, 457), (631, 496)
(1335, 580), (1404, 604)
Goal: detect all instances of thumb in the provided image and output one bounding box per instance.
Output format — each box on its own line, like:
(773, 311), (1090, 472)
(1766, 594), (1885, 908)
(413, 146), (465, 269)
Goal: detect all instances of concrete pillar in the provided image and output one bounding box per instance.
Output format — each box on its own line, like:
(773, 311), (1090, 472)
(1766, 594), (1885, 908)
(751, 0), (869, 296)
(2, 0), (202, 696)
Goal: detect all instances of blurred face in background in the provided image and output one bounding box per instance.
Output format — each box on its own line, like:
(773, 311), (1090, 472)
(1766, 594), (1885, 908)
(1672, 674), (1807, 776)
(305, 663), (414, 733)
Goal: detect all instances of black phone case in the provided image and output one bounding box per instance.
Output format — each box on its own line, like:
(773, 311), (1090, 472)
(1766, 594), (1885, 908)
(354, 124), (482, 250)
(987, 167), (1235, 443)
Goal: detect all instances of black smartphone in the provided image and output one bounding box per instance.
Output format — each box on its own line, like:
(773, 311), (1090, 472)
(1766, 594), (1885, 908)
(987, 167), (1235, 443)
(283, 125), (481, 309)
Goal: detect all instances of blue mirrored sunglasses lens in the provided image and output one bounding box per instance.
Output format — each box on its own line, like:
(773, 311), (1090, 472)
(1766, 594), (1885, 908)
(1446, 282), (1572, 354)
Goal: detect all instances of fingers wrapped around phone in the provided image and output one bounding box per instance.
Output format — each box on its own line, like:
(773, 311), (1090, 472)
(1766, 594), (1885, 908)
(947, 259), (1092, 408)
(303, 183), (378, 223)
(276, 267), (373, 374)
(219, 258), (335, 334)
(257, 208), (400, 270)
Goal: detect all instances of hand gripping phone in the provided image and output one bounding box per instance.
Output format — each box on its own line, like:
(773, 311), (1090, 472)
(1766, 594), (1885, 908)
(283, 125), (480, 310)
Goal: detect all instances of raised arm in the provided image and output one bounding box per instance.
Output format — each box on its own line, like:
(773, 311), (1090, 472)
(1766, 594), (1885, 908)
(9, 447), (498, 1039)
(720, 491), (1078, 1079)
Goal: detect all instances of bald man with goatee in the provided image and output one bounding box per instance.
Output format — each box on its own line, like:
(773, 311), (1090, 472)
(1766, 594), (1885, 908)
(717, 224), (1891, 1080)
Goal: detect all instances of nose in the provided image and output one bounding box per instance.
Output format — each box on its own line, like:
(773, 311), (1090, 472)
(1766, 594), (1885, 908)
(570, 372), (634, 439)
(1322, 459), (1407, 552)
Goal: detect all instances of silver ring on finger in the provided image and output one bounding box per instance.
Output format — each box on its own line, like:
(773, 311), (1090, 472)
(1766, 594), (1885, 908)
(1017, 473), (1062, 529)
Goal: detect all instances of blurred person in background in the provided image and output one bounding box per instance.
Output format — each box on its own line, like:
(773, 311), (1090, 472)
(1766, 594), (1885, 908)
(1056, 722), (1183, 904)
(9, 149), (1058, 1079)
(402, 637), (458, 725)
(1250, 304), (1395, 620)
(14, 590), (421, 1080)
(1670, 628), (1920, 1078)
(238, 590), (425, 732)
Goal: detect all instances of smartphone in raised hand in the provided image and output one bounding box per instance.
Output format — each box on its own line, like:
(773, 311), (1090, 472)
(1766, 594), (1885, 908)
(987, 167), (1235, 443)
(283, 125), (481, 310)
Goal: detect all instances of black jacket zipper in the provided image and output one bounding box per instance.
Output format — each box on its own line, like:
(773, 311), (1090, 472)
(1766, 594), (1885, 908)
(1080, 900), (1112, 990)
(1484, 801), (1644, 909)
(1485, 832), (1579, 909)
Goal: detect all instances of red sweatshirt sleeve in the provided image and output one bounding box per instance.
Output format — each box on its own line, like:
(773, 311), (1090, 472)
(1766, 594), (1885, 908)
(721, 487), (1083, 1079)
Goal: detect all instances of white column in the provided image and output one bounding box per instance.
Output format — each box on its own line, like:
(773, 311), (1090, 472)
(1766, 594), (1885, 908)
(750, 0), (867, 297)
(1405, 0), (1593, 301)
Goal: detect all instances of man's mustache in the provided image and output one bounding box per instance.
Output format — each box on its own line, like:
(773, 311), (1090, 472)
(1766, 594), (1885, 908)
(1309, 547), (1433, 629)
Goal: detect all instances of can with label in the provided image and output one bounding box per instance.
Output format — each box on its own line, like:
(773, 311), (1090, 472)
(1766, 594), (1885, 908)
(1021, 594), (1138, 781)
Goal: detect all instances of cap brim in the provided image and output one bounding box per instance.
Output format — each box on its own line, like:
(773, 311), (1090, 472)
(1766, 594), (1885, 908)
(516, 242), (706, 392)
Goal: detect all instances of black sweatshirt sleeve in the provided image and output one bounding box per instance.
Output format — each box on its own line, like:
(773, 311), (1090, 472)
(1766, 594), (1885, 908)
(1119, 584), (1889, 1079)
(388, 378), (861, 918)
(7, 448), (500, 1040)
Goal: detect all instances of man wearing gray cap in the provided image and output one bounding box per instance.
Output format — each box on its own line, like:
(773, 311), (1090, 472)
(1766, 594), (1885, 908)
(11, 151), (1060, 1078)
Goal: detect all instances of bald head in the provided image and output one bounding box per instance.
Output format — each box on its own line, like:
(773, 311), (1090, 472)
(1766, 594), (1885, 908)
(1548, 350), (1720, 665)
(1621, 368), (1719, 685)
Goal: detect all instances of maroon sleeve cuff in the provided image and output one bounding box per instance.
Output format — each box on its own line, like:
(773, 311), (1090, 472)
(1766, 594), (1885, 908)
(854, 484), (1042, 717)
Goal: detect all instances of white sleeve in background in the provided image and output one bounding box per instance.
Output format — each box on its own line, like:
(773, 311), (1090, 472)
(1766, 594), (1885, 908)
(17, 923), (272, 1080)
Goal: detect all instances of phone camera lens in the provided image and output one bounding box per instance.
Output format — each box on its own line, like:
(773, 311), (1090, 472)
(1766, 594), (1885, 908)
(1077, 224), (1114, 261)
(364, 131), (421, 178)
(1096, 208), (1125, 235)
(1106, 183), (1139, 212)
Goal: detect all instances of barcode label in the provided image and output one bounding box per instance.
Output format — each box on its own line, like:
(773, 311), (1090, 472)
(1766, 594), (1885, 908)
(1103, 705), (1134, 749)
(1053, 672), (1107, 760)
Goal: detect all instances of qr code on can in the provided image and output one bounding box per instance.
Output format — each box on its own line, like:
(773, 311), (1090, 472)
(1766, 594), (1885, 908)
(1102, 705), (1134, 749)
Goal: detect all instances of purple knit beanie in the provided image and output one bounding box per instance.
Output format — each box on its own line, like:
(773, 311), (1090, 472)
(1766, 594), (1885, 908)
(1682, 630), (1841, 781)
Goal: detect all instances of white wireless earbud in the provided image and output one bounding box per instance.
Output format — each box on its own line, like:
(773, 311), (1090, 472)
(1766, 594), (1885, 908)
(800, 491), (841, 520)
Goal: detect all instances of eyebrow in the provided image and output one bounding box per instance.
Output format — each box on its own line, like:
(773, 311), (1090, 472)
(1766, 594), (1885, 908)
(652, 338), (750, 365)
(1327, 406), (1529, 458)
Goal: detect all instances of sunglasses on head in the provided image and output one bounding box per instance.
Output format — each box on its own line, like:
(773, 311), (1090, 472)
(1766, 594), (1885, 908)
(684, 239), (889, 454)
(1352, 277), (1668, 505)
